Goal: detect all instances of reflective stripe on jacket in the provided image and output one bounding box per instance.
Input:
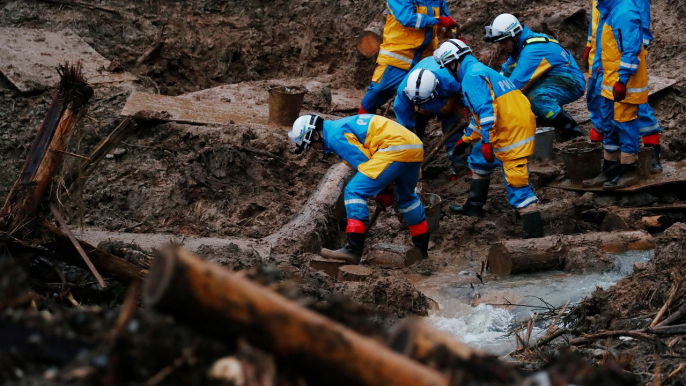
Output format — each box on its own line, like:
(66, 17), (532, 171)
(394, 57), (462, 131)
(457, 56), (536, 161)
(501, 26), (585, 92)
(377, 0), (450, 70)
(323, 115), (424, 179)
(596, 0), (648, 104)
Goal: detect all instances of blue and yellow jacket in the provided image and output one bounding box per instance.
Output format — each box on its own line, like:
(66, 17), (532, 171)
(587, 0), (652, 74)
(593, 0), (648, 104)
(501, 26), (585, 93)
(457, 55), (536, 161)
(323, 115), (424, 179)
(393, 57), (462, 131)
(377, 0), (451, 71)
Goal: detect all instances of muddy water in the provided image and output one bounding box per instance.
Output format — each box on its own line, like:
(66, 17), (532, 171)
(409, 250), (654, 356)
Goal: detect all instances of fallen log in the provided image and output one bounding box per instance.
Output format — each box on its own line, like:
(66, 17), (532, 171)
(40, 223), (148, 283)
(0, 63), (93, 237)
(143, 246), (448, 386)
(262, 163), (353, 254)
(387, 318), (522, 383)
(488, 231), (655, 275)
(357, 11), (387, 58)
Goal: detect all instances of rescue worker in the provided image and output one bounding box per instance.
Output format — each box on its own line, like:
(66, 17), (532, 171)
(434, 39), (543, 238)
(393, 57), (466, 177)
(287, 114), (430, 263)
(484, 14), (585, 140)
(584, 0), (662, 173)
(358, 0), (458, 115)
(583, 0), (651, 189)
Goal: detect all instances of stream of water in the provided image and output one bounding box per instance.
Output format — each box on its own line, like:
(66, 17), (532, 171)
(411, 249), (654, 355)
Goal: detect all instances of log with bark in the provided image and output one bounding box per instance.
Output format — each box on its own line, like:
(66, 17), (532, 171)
(262, 163), (353, 254)
(488, 231), (655, 275)
(0, 63), (93, 237)
(387, 318), (522, 383)
(143, 246), (448, 386)
(357, 11), (387, 58)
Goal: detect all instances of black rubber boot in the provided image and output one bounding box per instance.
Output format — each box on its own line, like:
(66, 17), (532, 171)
(449, 178), (490, 217)
(522, 211), (544, 239)
(582, 159), (621, 188)
(551, 110), (583, 140)
(603, 162), (638, 190)
(414, 114), (431, 141)
(320, 232), (365, 264)
(648, 144), (663, 174)
(411, 231), (431, 259)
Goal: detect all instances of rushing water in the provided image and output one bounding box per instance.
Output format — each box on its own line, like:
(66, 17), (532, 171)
(410, 249), (654, 355)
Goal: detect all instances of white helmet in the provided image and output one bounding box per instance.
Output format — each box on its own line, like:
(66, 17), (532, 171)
(433, 39), (472, 68)
(404, 69), (439, 105)
(288, 114), (323, 154)
(484, 13), (522, 43)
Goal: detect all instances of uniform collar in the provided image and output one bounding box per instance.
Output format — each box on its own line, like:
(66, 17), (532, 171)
(322, 121), (333, 155)
(456, 55), (477, 82)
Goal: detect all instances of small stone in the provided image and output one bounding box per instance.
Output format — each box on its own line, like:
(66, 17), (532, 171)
(618, 192), (657, 207)
(595, 195), (617, 207)
(112, 148), (126, 158)
(105, 154), (114, 160)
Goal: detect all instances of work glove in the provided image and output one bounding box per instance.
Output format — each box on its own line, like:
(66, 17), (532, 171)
(482, 142), (495, 163)
(582, 46), (591, 61)
(375, 191), (393, 209)
(613, 81), (627, 102)
(438, 16), (459, 30)
(452, 139), (470, 159)
(457, 35), (469, 45)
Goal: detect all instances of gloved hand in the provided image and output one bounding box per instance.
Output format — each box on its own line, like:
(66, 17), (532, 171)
(375, 191), (393, 209)
(613, 81), (627, 102)
(482, 142), (495, 163)
(582, 46), (591, 60)
(452, 139), (470, 159)
(438, 16), (459, 30)
(457, 35), (469, 45)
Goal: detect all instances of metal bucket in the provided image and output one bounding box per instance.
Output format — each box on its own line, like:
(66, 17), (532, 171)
(561, 142), (603, 184)
(267, 85), (308, 127)
(529, 127), (555, 161)
(420, 193), (443, 233)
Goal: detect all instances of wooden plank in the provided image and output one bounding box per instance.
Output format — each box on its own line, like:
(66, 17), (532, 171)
(549, 161), (686, 193)
(0, 28), (136, 92)
(121, 91), (262, 126)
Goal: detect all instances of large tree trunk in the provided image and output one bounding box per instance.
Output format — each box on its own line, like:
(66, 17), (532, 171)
(0, 64), (93, 237)
(262, 163), (352, 254)
(143, 246), (448, 386)
(488, 231), (655, 275)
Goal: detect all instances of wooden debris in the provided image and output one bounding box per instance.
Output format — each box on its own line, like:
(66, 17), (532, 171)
(337, 265), (372, 282)
(365, 243), (423, 268)
(121, 91), (261, 126)
(262, 163), (352, 254)
(357, 11), (386, 58)
(421, 118), (469, 171)
(0, 28), (136, 92)
(488, 231), (655, 275)
(309, 255), (347, 278)
(640, 215), (674, 230)
(50, 204), (106, 288)
(143, 246), (448, 386)
(387, 318), (522, 383)
(1, 64), (93, 236)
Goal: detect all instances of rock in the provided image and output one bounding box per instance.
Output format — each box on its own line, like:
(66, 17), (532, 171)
(663, 222), (686, 237)
(618, 192), (657, 207)
(105, 154), (115, 160)
(112, 148), (127, 158)
(594, 195), (617, 207)
(302, 80), (332, 111)
(659, 191), (678, 204)
(209, 357), (245, 384)
(576, 192), (596, 207)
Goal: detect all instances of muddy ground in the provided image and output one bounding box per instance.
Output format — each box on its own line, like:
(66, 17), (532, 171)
(1, 0), (686, 384)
